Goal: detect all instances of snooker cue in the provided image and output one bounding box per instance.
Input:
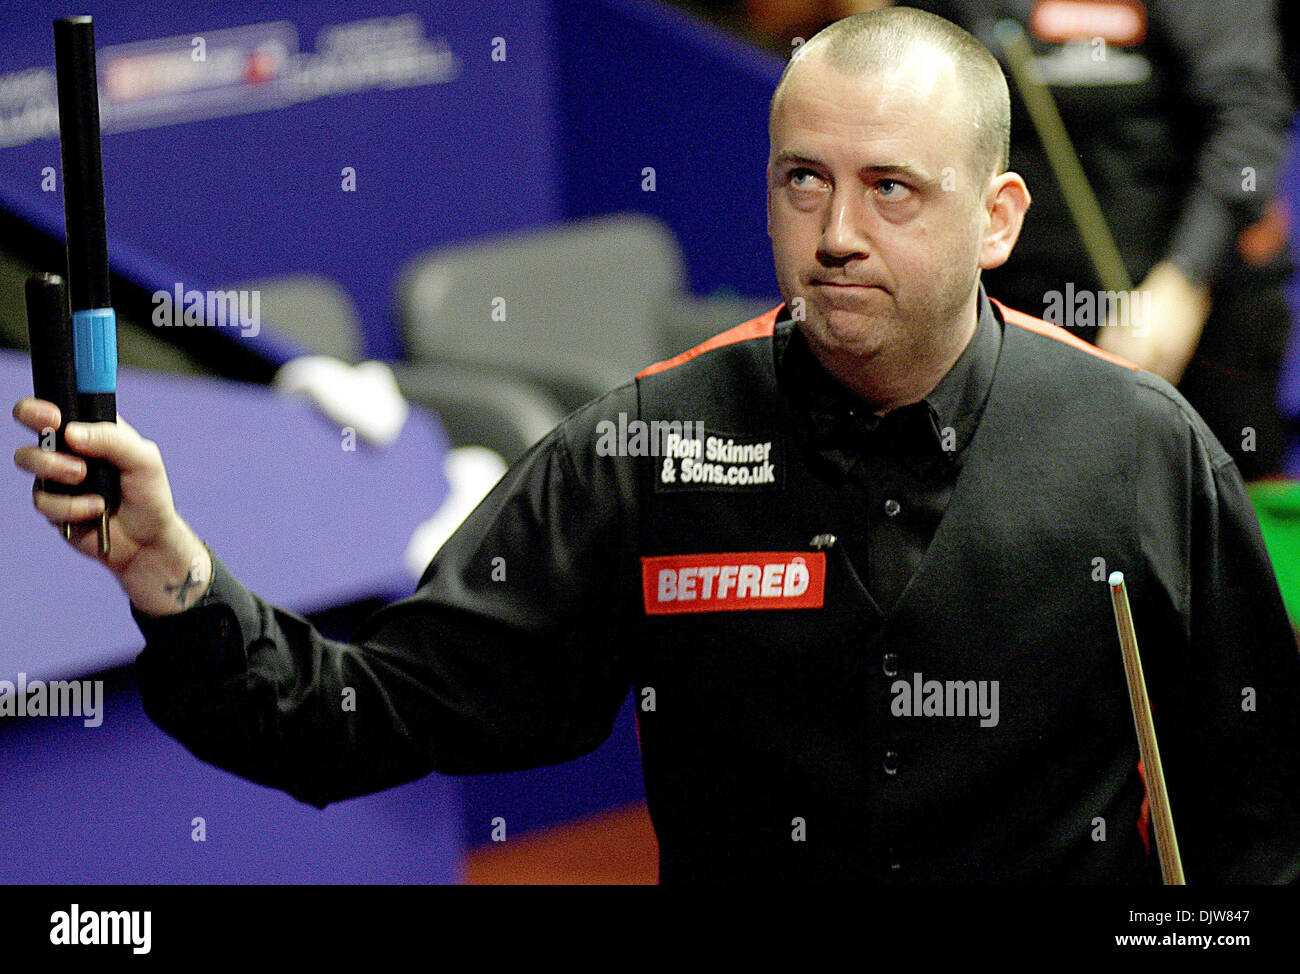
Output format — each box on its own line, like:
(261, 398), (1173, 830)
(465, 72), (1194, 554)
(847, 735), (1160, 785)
(992, 19), (1135, 295)
(1108, 571), (1186, 884)
(53, 15), (120, 557)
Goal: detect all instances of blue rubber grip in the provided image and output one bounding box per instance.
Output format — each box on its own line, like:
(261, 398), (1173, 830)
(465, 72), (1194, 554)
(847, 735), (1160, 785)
(72, 307), (116, 393)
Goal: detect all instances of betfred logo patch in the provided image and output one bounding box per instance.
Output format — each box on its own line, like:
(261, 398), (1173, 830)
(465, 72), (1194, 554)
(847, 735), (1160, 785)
(641, 552), (826, 614)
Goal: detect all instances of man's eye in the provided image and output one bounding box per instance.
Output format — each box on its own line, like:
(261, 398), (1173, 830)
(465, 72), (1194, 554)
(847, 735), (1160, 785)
(789, 168), (823, 189)
(877, 178), (909, 200)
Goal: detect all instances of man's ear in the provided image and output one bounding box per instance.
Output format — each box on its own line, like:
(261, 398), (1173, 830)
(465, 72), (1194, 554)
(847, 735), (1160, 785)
(978, 172), (1030, 271)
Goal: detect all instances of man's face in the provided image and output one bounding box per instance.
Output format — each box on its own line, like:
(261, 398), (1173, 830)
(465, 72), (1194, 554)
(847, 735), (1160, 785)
(767, 46), (989, 365)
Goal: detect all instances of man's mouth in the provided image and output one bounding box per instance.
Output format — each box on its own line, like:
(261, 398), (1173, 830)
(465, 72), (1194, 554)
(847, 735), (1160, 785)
(811, 273), (883, 284)
(812, 279), (885, 294)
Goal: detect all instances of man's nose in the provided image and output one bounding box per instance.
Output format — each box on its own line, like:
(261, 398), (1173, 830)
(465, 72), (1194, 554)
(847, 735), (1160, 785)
(817, 191), (869, 264)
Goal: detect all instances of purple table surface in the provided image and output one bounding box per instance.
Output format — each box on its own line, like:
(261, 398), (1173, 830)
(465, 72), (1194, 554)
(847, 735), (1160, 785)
(0, 675), (463, 884)
(1, 349), (451, 681)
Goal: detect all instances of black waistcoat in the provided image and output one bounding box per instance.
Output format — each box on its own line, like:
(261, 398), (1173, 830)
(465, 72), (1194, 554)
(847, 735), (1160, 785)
(629, 308), (1151, 883)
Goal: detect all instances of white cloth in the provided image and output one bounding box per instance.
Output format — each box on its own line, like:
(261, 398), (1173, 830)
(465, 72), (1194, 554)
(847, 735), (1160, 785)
(404, 446), (508, 578)
(273, 356), (409, 448)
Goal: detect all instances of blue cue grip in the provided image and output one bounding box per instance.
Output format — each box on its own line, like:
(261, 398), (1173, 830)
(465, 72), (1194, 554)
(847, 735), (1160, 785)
(73, 306), (120, 517)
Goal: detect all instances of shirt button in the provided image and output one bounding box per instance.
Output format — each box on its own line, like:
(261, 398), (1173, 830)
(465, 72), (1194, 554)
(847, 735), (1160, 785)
(883, 750), (900, 775)
(883, 498), (901, 517)
(882, 653), (899, 677)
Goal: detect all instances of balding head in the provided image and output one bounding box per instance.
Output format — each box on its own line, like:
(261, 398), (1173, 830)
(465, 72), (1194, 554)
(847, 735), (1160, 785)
(769, 8), (1010, 185)
(763, 5), (1030, 412)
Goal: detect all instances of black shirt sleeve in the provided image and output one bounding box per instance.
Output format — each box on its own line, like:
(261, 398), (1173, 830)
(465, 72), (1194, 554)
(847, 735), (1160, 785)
(1156, 0), (1294, 286)
(1136, 372), (1300, 881)
(132, 385), (640, 809)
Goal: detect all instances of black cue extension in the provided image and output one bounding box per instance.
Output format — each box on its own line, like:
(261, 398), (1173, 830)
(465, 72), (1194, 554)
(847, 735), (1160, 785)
(25, 274), (79, 542)
(49, 15), (120, 556)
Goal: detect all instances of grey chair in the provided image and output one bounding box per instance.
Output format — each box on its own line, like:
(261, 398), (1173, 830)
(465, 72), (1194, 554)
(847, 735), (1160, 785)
(232, 273), (365, 362)
(394, 212), (687, 413)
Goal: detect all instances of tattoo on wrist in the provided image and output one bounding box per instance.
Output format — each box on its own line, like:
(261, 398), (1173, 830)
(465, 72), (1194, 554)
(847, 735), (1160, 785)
(163, 555), (207, 607)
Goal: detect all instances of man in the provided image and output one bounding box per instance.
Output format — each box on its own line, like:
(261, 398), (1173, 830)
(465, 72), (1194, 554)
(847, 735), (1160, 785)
(13, 8), (1300, 882)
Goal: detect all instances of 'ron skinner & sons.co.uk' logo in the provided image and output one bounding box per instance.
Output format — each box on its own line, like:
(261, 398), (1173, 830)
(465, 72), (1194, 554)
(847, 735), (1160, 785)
(592, 413), (778, 490)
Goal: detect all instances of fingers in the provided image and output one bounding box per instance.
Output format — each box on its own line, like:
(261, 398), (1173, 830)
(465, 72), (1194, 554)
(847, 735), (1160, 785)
(14, 444), (86, 485)
(13, 398), (81, 484)
(63, 417), (163, 477)
(12, 397), (61, 436)
(32, 484), (104, 524)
